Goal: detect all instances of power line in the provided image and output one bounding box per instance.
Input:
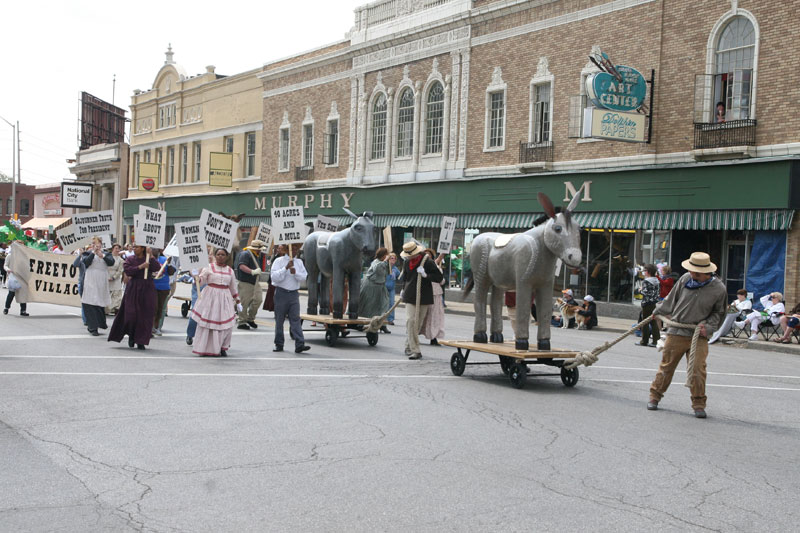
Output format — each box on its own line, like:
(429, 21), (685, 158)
(22, 131), (76, 153)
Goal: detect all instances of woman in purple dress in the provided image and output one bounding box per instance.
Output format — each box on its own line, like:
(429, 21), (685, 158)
(107, 245), (160, 350)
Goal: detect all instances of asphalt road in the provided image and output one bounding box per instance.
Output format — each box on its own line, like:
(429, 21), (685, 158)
(2, 291), (799, 532)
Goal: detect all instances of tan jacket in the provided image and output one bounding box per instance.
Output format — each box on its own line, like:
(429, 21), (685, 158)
(655, 272), (727, 337)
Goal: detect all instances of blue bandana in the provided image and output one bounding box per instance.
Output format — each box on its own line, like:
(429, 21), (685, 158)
(685, 276), (714, 290)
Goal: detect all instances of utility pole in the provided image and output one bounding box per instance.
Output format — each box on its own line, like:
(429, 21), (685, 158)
(112, 74), (116, 106)
(0, 115), (16, 218)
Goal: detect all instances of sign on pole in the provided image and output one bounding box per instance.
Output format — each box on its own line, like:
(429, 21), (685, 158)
(200, 209), (239, 252)
(57, 224), (92, 254)
(138, 206), (167, 249)
(71, 210), (115, 239)
(383, 226), (393, 253)
(209, 152), (233, 187)
(271, 206), (307, 244)
(436, 216), (457, 254)
(60, 182), (93, 208)
(313, 215), (340, 233)
(174, 221), (210, 273)
(137, 162), (161, 192)
(253, 222), (272, 245)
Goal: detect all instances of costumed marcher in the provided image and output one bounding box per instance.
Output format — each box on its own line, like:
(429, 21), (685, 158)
(235, 240), (266, 330)
(359, 247), (391, 331)
(270, 243), (310, 353)
(735, 292), (785, 341)
(638, 264), (661, 347)
(773, 302), (800, 344)
(400, 241), (444, 360)
(0, 243), (7, 286)
(106, 243), (124, 315)
(709, 288), (752, 344)
(73, 245), (89, 325)
(421, 249), (446, 345)
(185, 269), (205, 346)
(262, 247), (282, 313)
(3, 241), (29, 316)
(577, 295), (598, 330)
(191, 248), (240, 357)
(80, 237), (114, 336)
(151, 250), (175, 336)
(107, 246), (160, 350)
(647, 252), (727, 419)
(385, 253), (400, 325)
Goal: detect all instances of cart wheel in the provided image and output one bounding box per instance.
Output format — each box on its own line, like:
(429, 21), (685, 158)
(509, 362), (527, 389)
(450, 352), (466, 376)
(181, 302), (190, 318)
(560, 366), (579, 387)
(325, 329), (339, 347)
(499, 355), (511, 375)
(366, 331), (379, 346)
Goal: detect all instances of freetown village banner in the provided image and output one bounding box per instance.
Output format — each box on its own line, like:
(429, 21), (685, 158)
(7, 243), (81, 307)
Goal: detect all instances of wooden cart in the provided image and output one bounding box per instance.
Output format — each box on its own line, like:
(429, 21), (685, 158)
(439, 340), (581, 389)
(299, 314), (380, 347)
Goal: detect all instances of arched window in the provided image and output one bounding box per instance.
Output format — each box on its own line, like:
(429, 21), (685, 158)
(396, 88), (414, 158)
(425, 82), (444, 154)
(370, 94), (387, 160)
(714, 17), (755, 121)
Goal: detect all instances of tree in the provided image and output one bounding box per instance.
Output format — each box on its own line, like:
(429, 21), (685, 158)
(0, 171), (12, 183)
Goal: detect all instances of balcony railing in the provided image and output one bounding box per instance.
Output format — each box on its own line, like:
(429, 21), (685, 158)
(693, 119), (756, 150)
(295, 166), (313, 181)
(519, 141), (554, 164)
(354, 0), (459, 33)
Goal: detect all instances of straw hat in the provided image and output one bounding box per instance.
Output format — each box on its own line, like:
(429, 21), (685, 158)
(681, 252), (717, 273)
(400, 241), (425, 258)
(249, 240), (267, 250)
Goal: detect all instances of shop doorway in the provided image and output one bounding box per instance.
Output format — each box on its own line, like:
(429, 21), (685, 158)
(670, 230), (724, 277)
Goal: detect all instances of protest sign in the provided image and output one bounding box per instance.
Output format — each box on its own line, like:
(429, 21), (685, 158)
(314, 215), (340, 233)
(271, 206), (307, 244)
(436, 216), (457, 254)
(57, 224), (93, 254)
(138, 206), (167, 249)
(200, 209), (239, 252)
(7, 243), (81, 307)
(163, 234), (179, 257)
(383, 226), (393, 253)
(174, 221), (210, 273)
(254, 222), (272, 245)
(72, 210), (114, 239)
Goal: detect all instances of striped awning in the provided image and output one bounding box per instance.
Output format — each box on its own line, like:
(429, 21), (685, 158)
(576, 209), (794, 231)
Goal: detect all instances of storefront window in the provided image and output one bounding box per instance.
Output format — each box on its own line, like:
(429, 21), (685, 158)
(586, 230), (611, 302)
(609, 231), (636, 303)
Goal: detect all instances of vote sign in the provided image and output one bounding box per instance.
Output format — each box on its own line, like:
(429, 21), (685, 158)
(314, 215), (339, 233)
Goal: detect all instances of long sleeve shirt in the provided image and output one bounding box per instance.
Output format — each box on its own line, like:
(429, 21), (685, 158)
(270, 255), (307, 291)
(654, 273), (727, 337)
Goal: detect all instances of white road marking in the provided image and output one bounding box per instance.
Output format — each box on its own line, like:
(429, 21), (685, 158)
(0, 355), (416, 363)
(0, 371), (456, 379)
(592, 365), (800, 380)
(2, 331), (328, 341)
(585, 378), (800, 392)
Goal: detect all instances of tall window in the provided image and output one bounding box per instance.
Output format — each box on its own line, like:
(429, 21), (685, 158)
(158, 103), (176, 128)
(156, 149), (163, 180)
(302, 125), (313, 168)
(6, 199), (11, 216)
(425, 82), (445, 154)
(193, 142), (201, 181)
(180, 145), (188, 182)
(20, 199), (30, 216)
(224, 136), (234, 153)
(370, 94), (387, 160)
(167, 147), (175, 184)
(715, 17), (755, 120)
(133, 153), (140, 188)
(396, 88), (414, 158)
(245, 132), (256, 176)
(324, 119), (339, 165)
(279, 128), (290, 171)
(488, 91), (505, 148)
(533, 83), (551, 144)
(144, 150), (151, 163)
(0, 198), (3, 216)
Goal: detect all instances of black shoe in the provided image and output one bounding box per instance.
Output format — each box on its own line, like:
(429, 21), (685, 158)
(408, 353), (422, 360)
(99, 324), (108, 330)
(380, 326), (391, 334)
(20, 312), (29, 317)
(237, 324), (251, 330)
(648, 342), (658, 347)
(2, 309), (7, 315)
(128, 337), (135, 348)
(694, 409), (707, 419)
(137, 344), (145, 350)
(430, 338), (439, 346)
(186, 336), (193, 346)
(647, 401), (659, 411)
(220, 350), (227, 357)
(295, 345), (311, 353)
(247, 321), (258, 329)
(89, 330), (100, 336)
(273, 346), (284, 352)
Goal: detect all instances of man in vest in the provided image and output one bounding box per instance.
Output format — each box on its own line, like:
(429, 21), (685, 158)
(235, 240), (266, 330)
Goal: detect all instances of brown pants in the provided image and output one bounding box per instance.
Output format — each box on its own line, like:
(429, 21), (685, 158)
(649, 335), (709, 409)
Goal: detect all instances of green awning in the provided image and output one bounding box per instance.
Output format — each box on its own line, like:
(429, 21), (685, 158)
(577, 209), (794, 231)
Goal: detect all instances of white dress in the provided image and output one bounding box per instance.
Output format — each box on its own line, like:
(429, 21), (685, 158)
(82, 254), (112, 307)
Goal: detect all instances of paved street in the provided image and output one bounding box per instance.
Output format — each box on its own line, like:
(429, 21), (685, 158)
(1, 287), (799, 532)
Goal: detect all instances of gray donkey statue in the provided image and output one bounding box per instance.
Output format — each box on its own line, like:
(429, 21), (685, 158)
(304, 209), (376, 319)
(464, 190), (583, 351)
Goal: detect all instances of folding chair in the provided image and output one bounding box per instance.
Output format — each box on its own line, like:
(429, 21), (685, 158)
(758, 314), (783, 341)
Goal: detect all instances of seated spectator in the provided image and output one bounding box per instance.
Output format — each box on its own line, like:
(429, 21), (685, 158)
(709, 289), (752, 344)
(577, 295), (598, 330)
(561, 289), (579, 329)
(735, 292), (785, 341)
(773, 302), (800, 344)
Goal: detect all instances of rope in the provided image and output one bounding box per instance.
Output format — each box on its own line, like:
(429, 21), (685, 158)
(566, 315), (706, 389)
(366, 298), (403, 333)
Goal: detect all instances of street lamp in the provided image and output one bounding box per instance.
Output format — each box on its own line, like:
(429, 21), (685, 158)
(0, 115), (17, 219)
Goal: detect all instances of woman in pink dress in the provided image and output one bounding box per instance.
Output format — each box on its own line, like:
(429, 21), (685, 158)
(421, 248), (447, 346)
(191, 248), (241, 357)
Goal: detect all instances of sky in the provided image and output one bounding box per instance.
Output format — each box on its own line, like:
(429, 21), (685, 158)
(0, 0), (364, 186)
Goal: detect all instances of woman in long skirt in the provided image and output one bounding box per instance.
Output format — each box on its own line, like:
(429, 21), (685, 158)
(81, 237), (114, 336)
(192, 248), (240, 357)
(106, 243), (124, 314)
(421, 249), (446, 346)
(359, 247), (390, 323)
(108, 246), (160, 349)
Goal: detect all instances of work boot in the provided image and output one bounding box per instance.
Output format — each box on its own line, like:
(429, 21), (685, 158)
(694, 409), (707, 419)
(647, 401), (659, 411)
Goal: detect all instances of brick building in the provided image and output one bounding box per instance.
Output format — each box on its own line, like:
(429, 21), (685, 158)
(0, 182), (35, 226)
(125, 0), (800, 309)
